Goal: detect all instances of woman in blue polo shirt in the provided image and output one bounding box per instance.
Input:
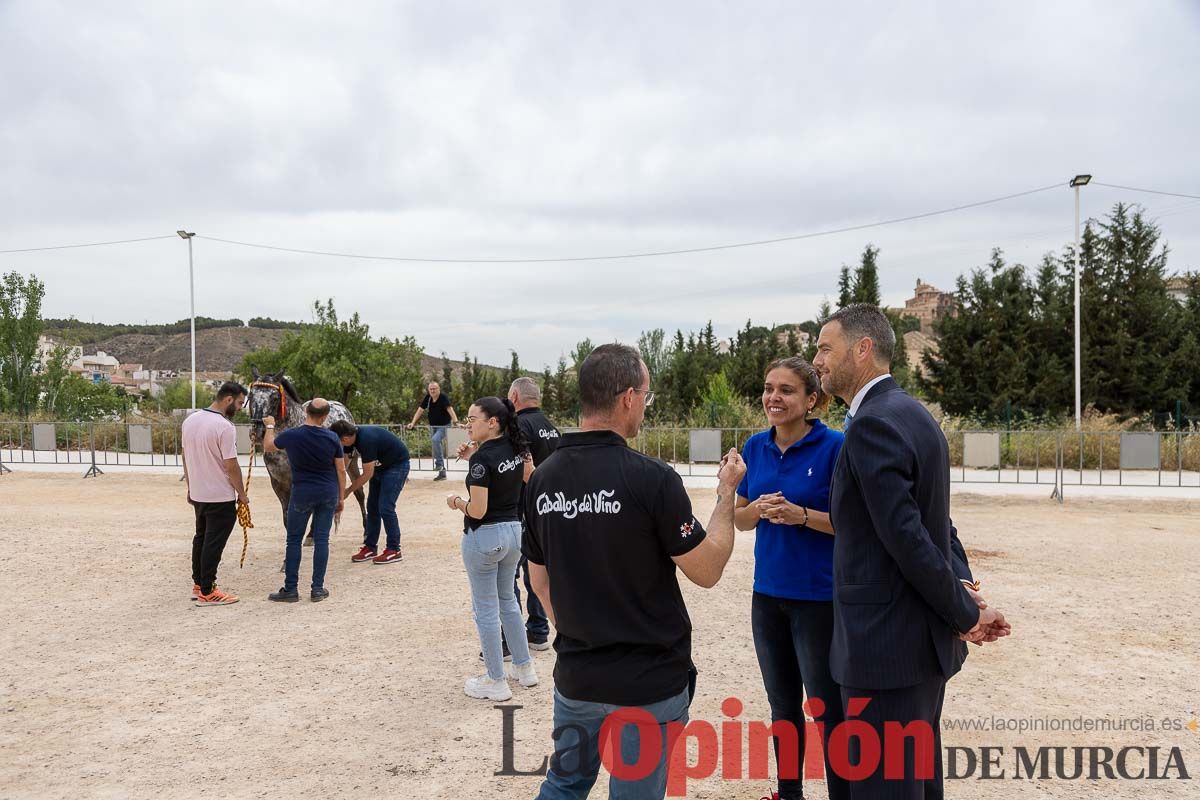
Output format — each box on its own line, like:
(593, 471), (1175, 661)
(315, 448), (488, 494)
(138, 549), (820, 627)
(735, 356), (847, 800)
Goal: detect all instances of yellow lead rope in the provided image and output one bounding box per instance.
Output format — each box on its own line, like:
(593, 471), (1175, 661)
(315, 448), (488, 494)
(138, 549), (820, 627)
(237, 438), (255, 567)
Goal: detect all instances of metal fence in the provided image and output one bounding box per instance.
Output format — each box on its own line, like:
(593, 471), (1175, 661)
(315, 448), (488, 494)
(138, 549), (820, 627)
(0, 420), (466, 476)
(2, 421), (1197, 499)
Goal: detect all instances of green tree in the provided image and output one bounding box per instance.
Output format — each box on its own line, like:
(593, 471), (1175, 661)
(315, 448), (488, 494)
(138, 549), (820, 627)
(552, 356), (578, 422)
(815, 298), (833, 327)
(837, 266), (853, 308)
(1079, 204), (1187, 415)
(852, 244), (882, 305)
(637, 328), (669, 382)
(503, 350), (522, 389)
(55, 375), (127, 420)
(155, 378), (214, 412)
(37, 344), (74, 415)
(693, 371), (742, 427)
(921, 249), (1040, 417)
(571, 338), (594, 370)
(725, 321), (780, 402)
(539, 366), (557, 417)
(238, 299), (423, 422)
(440, 353), (455, 399)
(0, 272), (46, 416)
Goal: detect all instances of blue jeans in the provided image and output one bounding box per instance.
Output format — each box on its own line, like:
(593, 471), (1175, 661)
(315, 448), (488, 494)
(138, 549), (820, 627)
(461, 520), (531, 680)
(364, 464), (408, 551)
(751, 592), (847, 800)
(430, 426), (449, 470)
(284, 492), (336, 592)
(536, 687), (690, 800)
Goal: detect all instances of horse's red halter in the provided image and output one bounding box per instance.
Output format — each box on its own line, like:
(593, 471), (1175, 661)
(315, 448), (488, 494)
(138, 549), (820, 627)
(250, 381), (287, 420)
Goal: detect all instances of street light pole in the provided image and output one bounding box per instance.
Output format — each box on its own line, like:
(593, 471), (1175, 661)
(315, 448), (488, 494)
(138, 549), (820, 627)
(177, 230), (197, 410)
(1069, 175), (1091, 431)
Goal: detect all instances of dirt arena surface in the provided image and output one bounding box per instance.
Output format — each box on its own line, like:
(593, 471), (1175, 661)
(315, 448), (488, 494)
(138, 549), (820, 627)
(2, 472), (1198, 799)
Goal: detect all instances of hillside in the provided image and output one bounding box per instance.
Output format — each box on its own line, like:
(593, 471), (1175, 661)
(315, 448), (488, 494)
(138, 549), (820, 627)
(90, 327), (297, 372)
(80, 325), (503, 377)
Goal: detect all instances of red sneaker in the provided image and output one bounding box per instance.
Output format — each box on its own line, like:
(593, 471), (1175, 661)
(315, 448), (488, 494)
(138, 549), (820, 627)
(372, 549), (402, 565)
(351, 546), (377, 563)
(194, 587), (239, 606)
(191, 583), (201, 599)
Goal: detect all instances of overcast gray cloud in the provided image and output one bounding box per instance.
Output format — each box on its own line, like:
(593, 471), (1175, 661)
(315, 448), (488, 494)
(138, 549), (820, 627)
(2, 0), (1198, 367)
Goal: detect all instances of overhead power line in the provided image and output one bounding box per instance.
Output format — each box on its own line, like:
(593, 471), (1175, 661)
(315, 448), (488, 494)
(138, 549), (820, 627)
(0, 234), (177, 255)
(199, 182), (1063, 264)
(4, 181), (1196, 263)
(1092, 182), (1200, 202)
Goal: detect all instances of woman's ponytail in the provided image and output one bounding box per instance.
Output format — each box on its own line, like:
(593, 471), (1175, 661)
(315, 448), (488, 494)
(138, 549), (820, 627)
(501, 397), (530, 457)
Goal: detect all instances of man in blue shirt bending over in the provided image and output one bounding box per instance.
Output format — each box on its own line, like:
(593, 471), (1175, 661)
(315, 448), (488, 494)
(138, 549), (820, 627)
(330, 421), (412, 565)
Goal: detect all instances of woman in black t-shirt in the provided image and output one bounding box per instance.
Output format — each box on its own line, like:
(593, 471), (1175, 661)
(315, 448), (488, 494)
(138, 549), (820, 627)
(445, 396), (534, 701)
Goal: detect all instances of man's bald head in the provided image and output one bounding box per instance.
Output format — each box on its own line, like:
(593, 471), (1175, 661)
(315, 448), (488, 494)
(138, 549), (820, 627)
(308, 397), (331, 421)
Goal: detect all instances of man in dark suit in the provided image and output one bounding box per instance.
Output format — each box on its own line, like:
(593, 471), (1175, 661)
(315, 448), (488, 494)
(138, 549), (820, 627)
(813, 304), (1010, 799)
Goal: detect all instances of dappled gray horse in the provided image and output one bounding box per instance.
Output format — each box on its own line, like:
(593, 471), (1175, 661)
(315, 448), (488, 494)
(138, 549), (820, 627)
(247, 369), (368, 540)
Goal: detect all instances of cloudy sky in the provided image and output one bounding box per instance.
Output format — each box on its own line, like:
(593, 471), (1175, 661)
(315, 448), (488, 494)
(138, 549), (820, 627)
(2, 1), (1199, 367)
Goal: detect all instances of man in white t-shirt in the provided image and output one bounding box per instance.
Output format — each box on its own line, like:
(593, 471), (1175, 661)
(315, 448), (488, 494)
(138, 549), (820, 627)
(182, 382), (249, 606)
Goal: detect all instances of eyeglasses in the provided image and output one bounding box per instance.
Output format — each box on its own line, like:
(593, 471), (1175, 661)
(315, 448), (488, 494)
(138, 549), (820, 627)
(616, 387), (655, 407)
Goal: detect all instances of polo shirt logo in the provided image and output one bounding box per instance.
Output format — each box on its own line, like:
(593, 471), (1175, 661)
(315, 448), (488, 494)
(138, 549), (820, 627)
(496, 456), (524, 474)
(536, 490), (622, 519)
(808, 467), (813, 477)
(680, 520), (695, 538)
(538, 428), (560, 439)
(470, 464), (486, 479)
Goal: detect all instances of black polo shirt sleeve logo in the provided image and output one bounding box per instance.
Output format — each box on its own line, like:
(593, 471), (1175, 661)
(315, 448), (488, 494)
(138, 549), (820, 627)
(654, 471), (707, 557)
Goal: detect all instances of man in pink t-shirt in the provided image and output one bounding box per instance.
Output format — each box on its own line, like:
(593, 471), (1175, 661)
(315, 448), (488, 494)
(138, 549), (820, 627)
(182, 382), (249, 606)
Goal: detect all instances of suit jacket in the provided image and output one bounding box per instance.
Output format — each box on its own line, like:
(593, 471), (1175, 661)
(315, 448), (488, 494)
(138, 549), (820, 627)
(829, 377), (979, 690)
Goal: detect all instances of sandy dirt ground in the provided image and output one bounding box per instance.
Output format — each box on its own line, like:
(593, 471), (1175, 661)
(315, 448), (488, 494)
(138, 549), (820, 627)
(2, 472), (1198, 799)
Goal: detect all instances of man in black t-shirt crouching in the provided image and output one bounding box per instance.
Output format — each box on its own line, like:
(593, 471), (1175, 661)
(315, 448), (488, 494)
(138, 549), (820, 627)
(524, 343), (746, 799)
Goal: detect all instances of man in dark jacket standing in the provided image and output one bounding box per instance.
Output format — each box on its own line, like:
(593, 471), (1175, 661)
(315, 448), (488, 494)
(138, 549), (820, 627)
(813, 304), (1011, 798)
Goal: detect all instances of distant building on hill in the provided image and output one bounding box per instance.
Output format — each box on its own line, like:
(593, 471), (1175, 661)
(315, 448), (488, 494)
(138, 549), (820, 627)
(902, 279), (956, 335)
(70, 351), (120, 383)
(36, 335), (82, 370)
(773, 326), (811, 351)
(1166, 275), (1189, 304)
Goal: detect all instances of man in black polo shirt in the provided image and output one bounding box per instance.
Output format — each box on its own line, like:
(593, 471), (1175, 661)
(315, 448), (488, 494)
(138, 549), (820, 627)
(524, 344), (746, 799)
(508, 376), (559, 650)
(408, 381), (458, 480)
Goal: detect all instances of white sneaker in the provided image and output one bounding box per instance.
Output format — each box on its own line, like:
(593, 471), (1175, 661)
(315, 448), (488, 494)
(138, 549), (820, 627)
(507, 660), (539, 688)
(464, 674), (512, 701)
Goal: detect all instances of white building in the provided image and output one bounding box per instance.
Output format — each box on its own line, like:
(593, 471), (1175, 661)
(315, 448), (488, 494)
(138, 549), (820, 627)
(35, 335), (82, 370)
(70, 351), (121, 383)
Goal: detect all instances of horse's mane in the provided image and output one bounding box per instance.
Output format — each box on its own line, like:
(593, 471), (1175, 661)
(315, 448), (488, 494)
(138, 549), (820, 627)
(278, 375), (302, 405)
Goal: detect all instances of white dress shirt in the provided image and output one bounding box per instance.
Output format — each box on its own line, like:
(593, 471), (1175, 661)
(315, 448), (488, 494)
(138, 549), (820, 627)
(848, 373), (892, 417)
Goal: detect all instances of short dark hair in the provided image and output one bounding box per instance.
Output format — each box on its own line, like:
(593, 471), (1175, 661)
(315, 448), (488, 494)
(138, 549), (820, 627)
(329, 420), (357, 439)
(217, 381), (247, 401)
(828, 304), (895, 365)
(578, 343), (645, 416)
